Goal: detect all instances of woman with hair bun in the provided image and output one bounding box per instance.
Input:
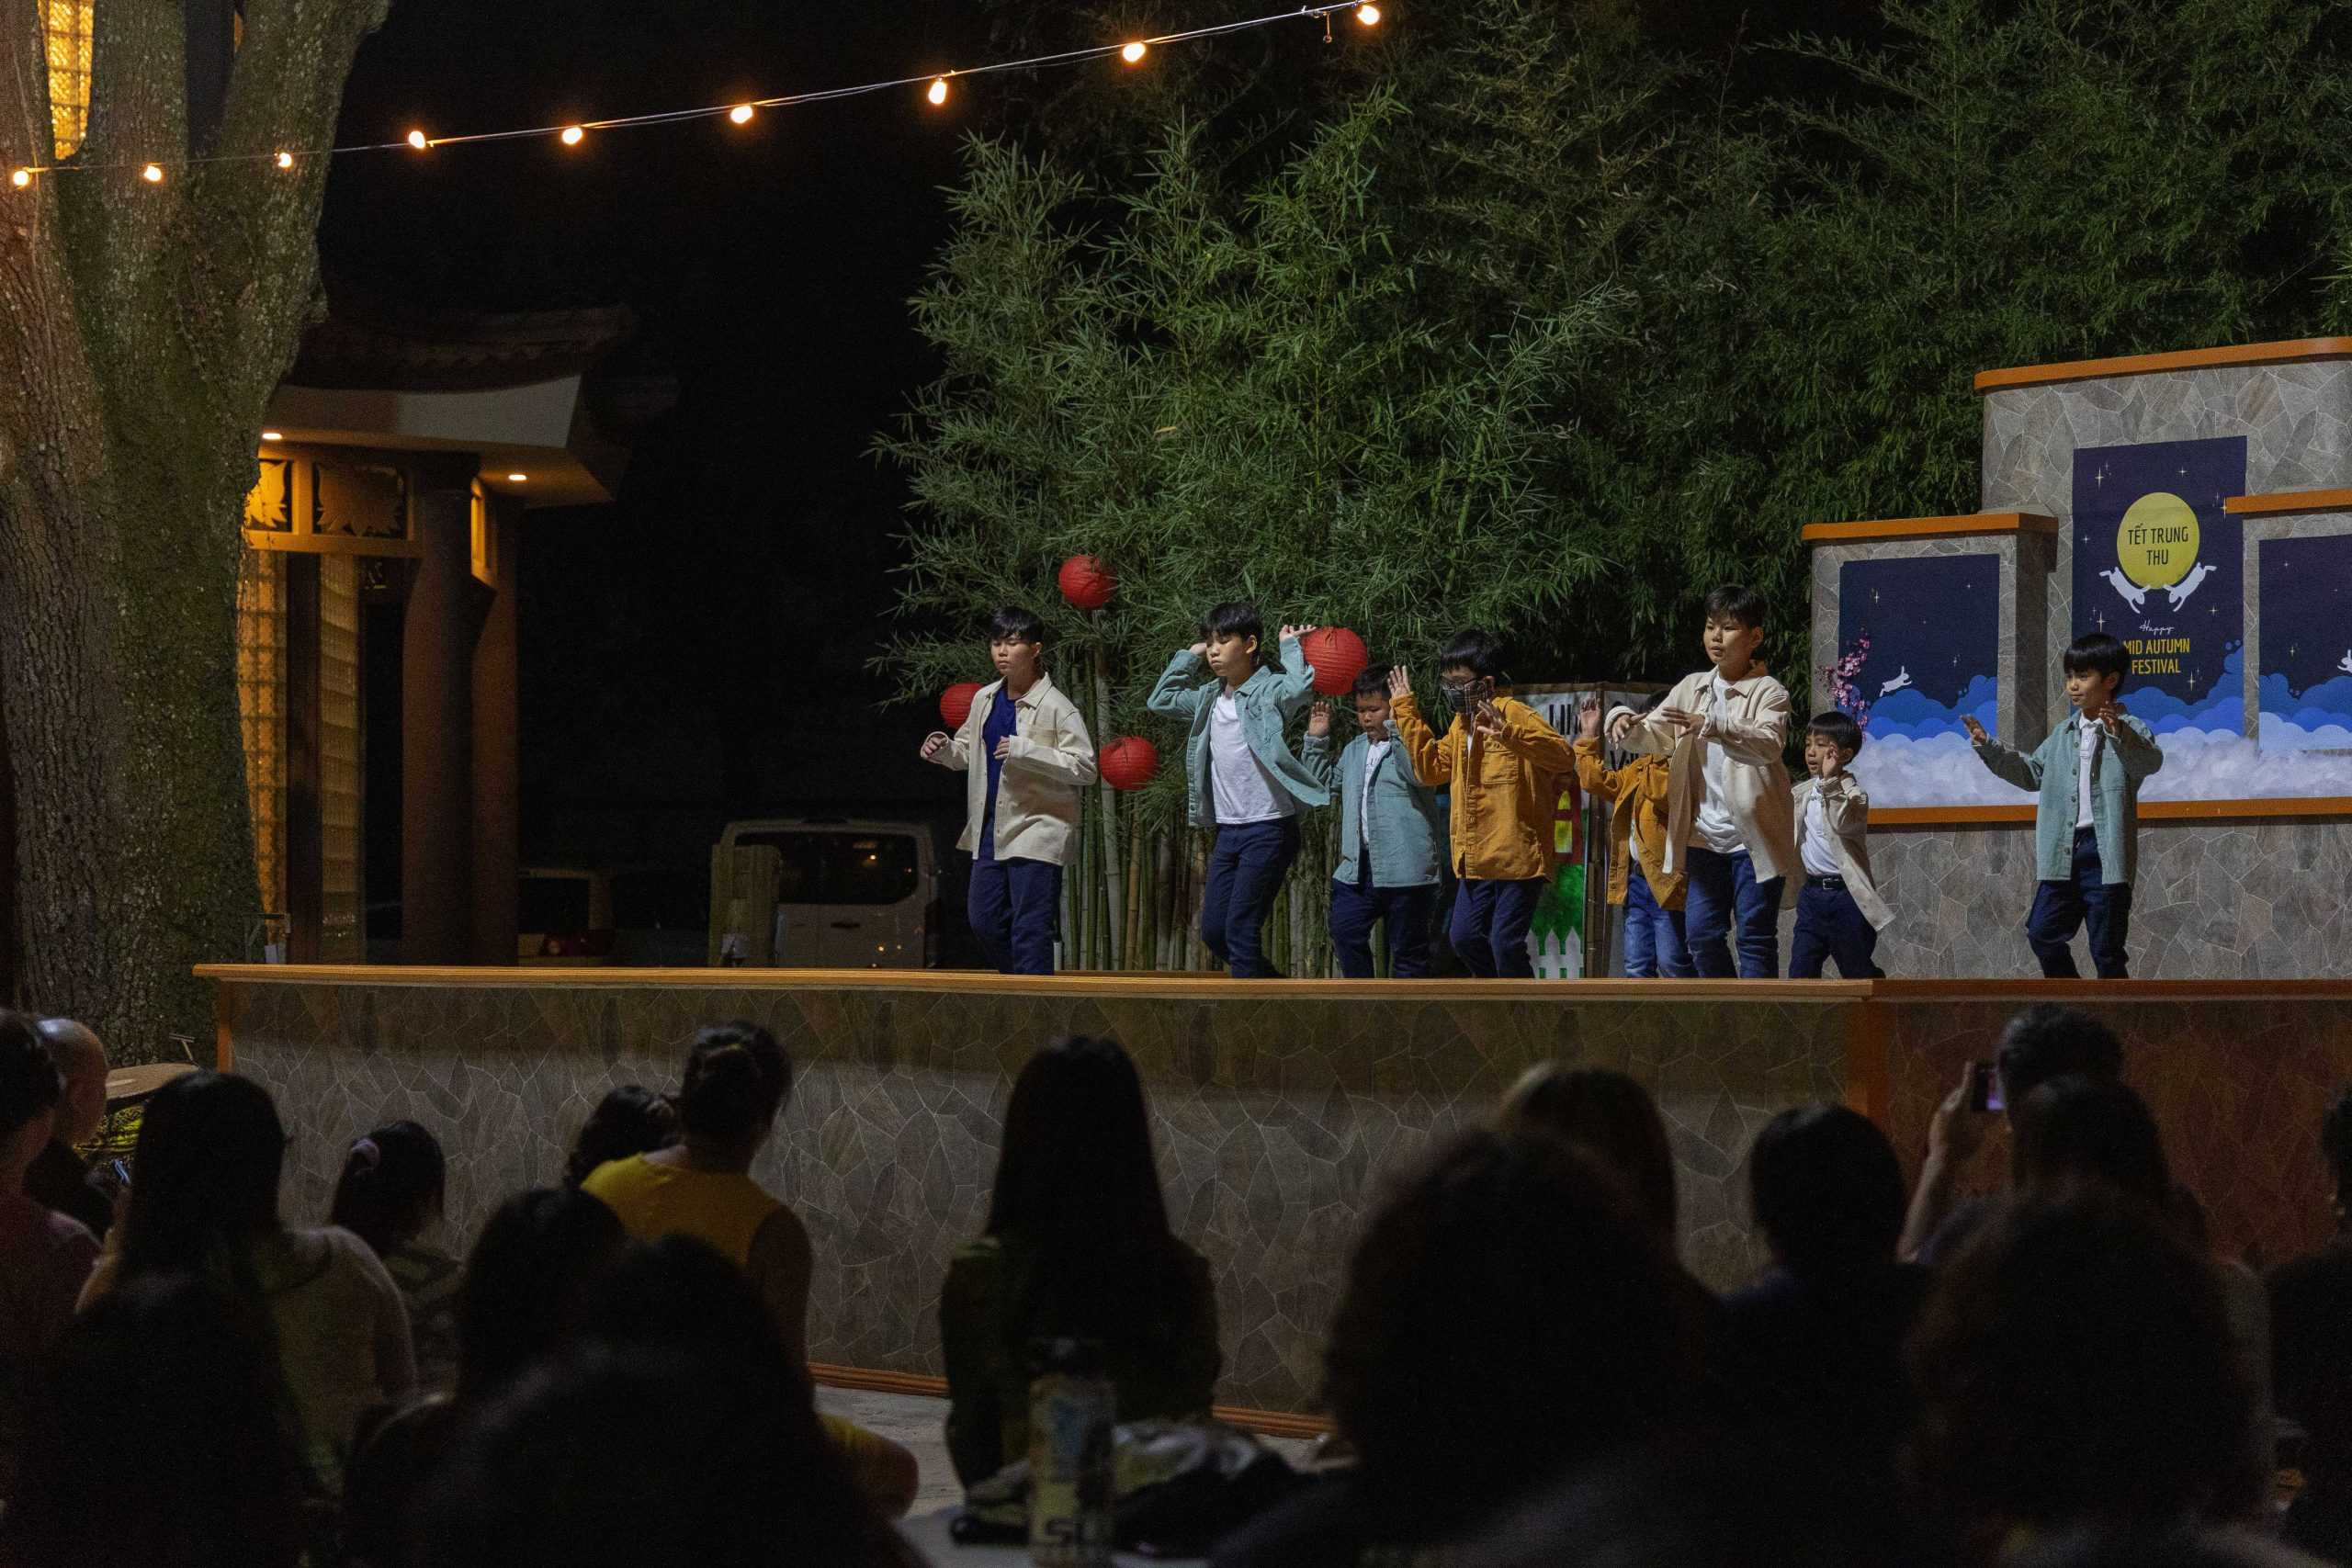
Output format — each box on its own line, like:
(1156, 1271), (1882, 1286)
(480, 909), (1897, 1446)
(578, 1021), (922, 1517)
(331, 1120), (463, 1392)
(581, 1023), (808, 1353)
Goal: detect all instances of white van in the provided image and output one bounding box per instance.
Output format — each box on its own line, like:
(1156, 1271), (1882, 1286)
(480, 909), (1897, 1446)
(714, 818), (940, 969)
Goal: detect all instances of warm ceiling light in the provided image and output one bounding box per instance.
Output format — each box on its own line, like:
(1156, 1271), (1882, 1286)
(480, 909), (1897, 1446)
(506, 472), (527, 483)
(407, 130), (429, 150)
(141, 164), (164, 183)
(10, 169), (29, 188)
(560, 126), (585, 146)
(926, 76), (949, 106)
(1356, 3), (1381, 22)
(276, 152), (295, 169)
(1120, 41), (1148, 63)
(729, 104), (755, 125)
(261, 431), (285, 442)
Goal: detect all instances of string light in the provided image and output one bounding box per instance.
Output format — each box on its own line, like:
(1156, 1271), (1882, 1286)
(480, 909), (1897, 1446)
(506, 472), (527, 483)
(14, 6), (1375, 187)
(261, 430), (285, 441)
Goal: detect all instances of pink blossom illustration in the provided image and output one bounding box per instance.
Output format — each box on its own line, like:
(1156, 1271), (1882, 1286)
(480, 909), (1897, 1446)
(1822, 633), (1872, 730)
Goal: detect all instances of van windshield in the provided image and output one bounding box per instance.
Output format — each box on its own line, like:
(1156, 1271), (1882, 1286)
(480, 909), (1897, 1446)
(731, 831), (922, 907)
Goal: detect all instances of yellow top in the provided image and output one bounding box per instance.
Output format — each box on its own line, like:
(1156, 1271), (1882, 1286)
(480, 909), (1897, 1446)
(580, 1154), (780, 1269)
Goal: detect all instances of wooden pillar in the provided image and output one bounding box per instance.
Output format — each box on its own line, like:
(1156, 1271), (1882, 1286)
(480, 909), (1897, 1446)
(285, 555), (322, 962)
(401, 467), (479, 964)
(469, 501), (520, 965)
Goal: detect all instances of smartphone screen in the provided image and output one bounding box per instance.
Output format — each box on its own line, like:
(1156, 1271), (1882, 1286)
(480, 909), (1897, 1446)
(1969, 1062), (2005, 1114)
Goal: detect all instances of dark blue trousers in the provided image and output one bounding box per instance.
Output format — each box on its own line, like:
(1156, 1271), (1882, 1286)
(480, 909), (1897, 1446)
(1623, 867), (1693, 978)
(1329, 849), (1437, 979)
(1202, 818), (1303, 977)
(2027, 828), (2132, 979)
(1450, 876), (1544, 978)
(1789, 879), (1883, 979)
(1683, 845), (1786, 979)
(968, 853), (1061, 975)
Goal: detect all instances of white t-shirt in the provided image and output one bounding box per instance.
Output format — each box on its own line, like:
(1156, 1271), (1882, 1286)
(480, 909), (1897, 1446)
(2075, 718), (2100, 830)
(1694, 674), (1746, 854)
(1210, 691), (1291, 825)
(1360, 739), (1391, 851)
(1802, 787), (1844, 878)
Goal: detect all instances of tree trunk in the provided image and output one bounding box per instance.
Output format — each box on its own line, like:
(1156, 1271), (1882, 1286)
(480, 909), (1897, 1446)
(0, 0), (392, 1054)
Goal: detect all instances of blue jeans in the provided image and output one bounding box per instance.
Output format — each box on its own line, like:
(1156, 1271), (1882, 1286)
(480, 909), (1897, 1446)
(1329, 848), (1438, 979)
(2027, 828), (2132, 979)
(1203, 818), (1303, 977)
(1683, 846), (1786, 979)
(1623, 867), (1693, 978)
(1789, 879), (1883, 979)
(1450, 876), (1544, 978)
(968, 854), (1062, 975)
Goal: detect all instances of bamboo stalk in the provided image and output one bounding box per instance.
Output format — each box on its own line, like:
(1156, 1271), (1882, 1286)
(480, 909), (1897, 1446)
(1091, 635), (1125, 970)
(1126, 815), (1147, 970)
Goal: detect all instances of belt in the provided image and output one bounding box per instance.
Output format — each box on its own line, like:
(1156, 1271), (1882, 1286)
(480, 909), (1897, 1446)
(1805, 874), (1848, 891)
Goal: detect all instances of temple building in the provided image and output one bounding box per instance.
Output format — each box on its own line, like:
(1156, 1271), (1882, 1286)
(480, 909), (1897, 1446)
(236, 290), (671, 964)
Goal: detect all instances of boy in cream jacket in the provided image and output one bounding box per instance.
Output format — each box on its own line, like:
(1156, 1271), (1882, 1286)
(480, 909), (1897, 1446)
(920, 606), (1098, 974)
(1621, 585), (1801, 978)
(1789, 710), (1893, 978)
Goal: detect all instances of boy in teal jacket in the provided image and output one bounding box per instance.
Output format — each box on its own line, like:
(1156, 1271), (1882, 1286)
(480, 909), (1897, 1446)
(1303, 667), (1449, 977)
(1147, 603), (1326, 976)
(1965, 632), (2164, 978)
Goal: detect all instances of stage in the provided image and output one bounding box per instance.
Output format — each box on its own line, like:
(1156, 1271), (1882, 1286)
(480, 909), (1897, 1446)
(198, 964), (2352, 1416)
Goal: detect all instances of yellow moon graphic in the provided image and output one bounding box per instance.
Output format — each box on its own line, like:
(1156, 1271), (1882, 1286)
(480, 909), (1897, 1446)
(2117, 491), (2199, 590)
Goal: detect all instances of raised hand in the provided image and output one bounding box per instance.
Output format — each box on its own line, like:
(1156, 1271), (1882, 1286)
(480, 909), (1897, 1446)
(1472, 699), (1506, 740)
(919, 731), (952, 761)
(1278, 623), (1318, 643)
(1387, 665), (1411, 701)
(1657, 706), (1705, 738)
(1188, 641), (1208, 659)
(1962, 716), (1990, 745)
(2090, 699), (2128, 737)
(1577, 694), (1602, 741)
(1306, 701), (1332, 739)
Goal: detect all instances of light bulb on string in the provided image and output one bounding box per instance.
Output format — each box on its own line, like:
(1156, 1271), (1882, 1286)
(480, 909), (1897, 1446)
(407, 130), (429, 150)
(1356, 3), (1381, 22)
(10, 169), (30, 189)
(1121, 41), (1148, 63)
(926, 76), (950, 106)
(729, 104), (755, 125)
(276, 152), (296, 169)
(141, 164), (164, 184)
(560, 126), (585, 146)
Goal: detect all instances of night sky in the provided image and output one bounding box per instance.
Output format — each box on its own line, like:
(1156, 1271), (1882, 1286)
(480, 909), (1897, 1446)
(1835, 554), (1999, 712)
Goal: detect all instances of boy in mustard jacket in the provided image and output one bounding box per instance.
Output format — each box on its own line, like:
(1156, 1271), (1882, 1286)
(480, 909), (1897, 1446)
(1389, 629), (1576, 977)
(1574, 693), (1692, 978)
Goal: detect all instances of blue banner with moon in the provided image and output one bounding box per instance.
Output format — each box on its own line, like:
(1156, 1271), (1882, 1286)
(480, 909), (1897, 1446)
(1828, 553), (2004, 806)
(2071, 436), (2246, 733)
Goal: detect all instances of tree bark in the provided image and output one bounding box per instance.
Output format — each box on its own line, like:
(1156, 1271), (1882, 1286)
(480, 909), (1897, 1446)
(0, 0), (391, 1054)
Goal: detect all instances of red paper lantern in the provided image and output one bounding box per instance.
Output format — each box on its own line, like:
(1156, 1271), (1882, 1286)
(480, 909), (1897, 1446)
(1098, 736), (1159, 792)
(1057, 555), (1117, 612)
(1299, 626), (1369, 696)
(939, 682), (983, 730)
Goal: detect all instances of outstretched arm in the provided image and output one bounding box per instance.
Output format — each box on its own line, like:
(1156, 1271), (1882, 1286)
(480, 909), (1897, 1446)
(1267, 628), (1319, 715)
(1963, 715), (2045, 792)
(1387, 667), (1453, 786)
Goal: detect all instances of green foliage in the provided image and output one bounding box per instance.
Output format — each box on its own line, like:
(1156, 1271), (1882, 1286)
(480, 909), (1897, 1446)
(876, 91), (1615, 828)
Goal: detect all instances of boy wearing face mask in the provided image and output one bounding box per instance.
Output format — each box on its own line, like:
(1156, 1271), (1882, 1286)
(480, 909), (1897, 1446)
(1387, 629), (1576, 978)
(1620, 584), (1800, 979)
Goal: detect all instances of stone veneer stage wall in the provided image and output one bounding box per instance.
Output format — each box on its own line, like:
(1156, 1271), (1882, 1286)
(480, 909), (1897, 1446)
(203, 967), (1856, 1414)
(203, 967), (2352, 1415)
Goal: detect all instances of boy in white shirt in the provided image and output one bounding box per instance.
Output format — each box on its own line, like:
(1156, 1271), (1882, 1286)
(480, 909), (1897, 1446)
(1146, 603), (1326, 976)
(1622, 585), (1801, 978)
(1789, 711), (1894, 978)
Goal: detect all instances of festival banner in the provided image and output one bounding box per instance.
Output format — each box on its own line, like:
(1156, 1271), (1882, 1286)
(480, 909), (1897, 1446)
(1825, 553), (2003, 806)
